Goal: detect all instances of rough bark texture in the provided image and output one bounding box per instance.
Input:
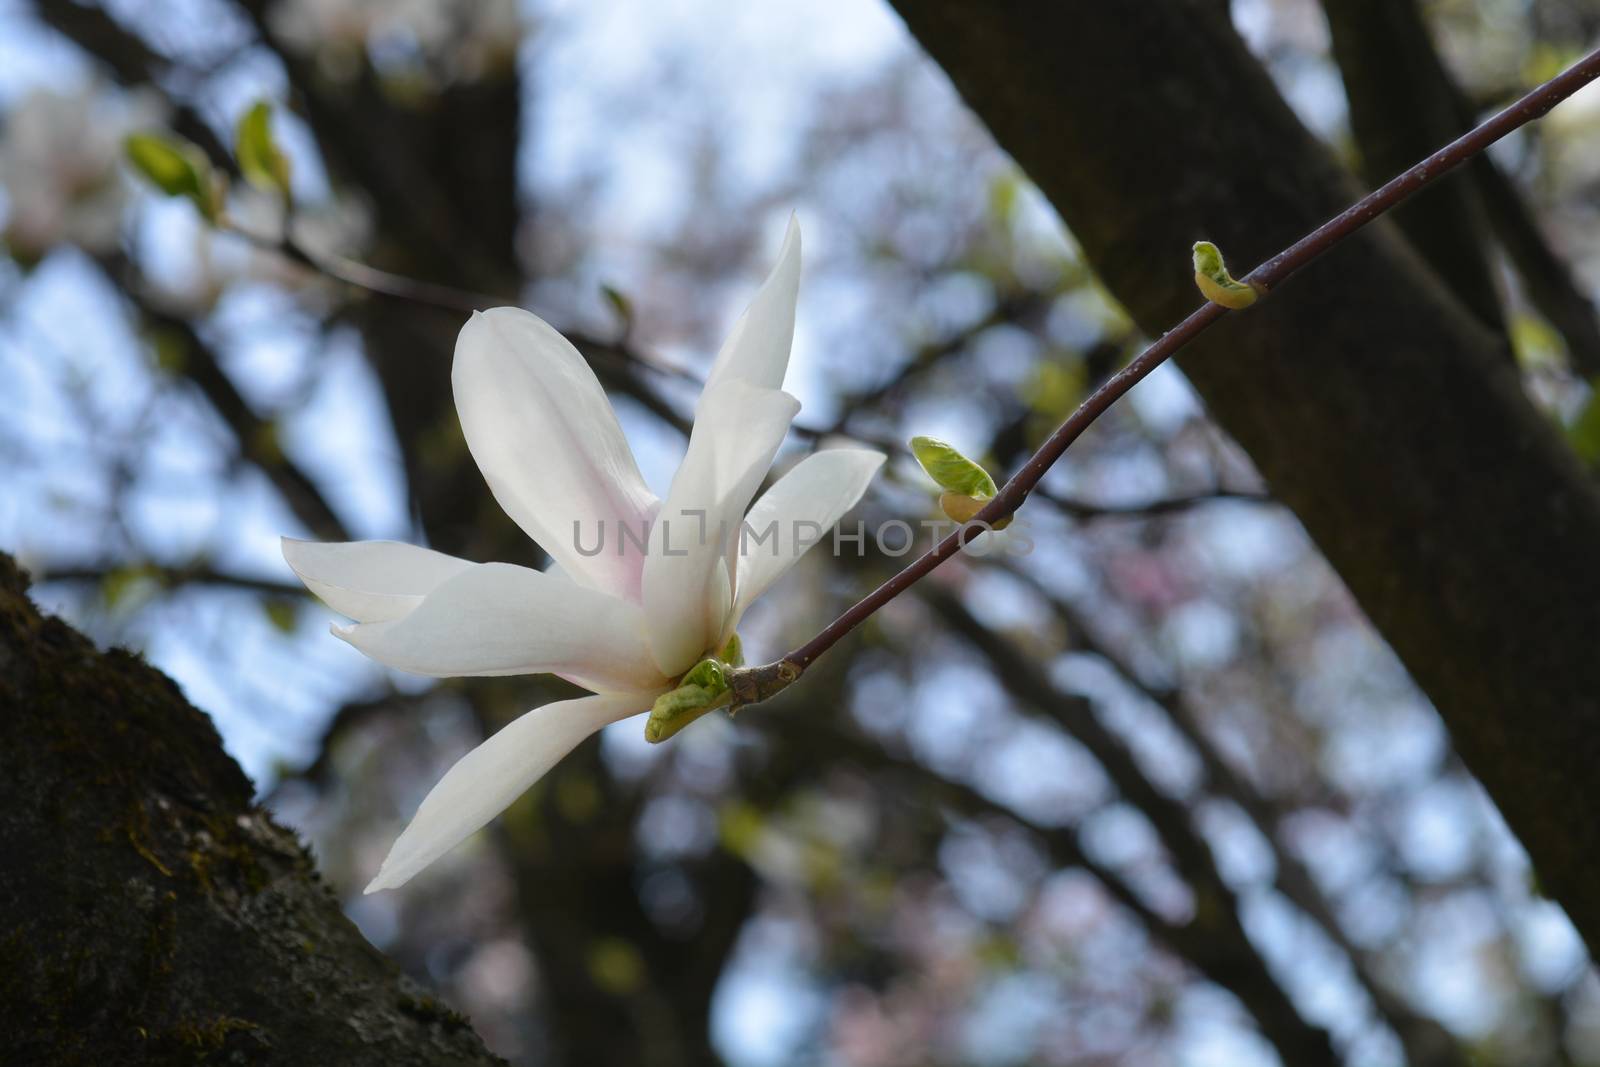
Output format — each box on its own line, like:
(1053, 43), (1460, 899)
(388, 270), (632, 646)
(886, 0), (1600, 950)
(0, 555), (506, 1066)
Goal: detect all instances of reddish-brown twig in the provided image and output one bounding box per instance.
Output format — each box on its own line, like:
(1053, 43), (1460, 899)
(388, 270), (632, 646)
(776, 45), (1600, 678)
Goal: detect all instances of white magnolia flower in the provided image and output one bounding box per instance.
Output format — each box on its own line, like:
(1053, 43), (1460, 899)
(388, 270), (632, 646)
(283, 219), (883, 892)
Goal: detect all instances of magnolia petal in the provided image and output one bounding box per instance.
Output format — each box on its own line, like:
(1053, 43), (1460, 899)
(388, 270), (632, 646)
(701, 216), (801, 398)
(728, 447), (885, 631)
(335, 561), (667, 693)
(643, 380), (800, 676)
(281, 537), (475, 624)
(454, 307), (659, 601)
(364, 690), (657, 892)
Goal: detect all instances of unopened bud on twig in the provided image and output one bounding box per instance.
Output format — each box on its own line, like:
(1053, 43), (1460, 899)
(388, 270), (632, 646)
(645, 658), (732, 743)
(1192, 241), (1263, 310)
(910, 436), (1012, 530)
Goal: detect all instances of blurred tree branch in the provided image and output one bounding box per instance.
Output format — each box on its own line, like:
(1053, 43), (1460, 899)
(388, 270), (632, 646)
(994, 560), (1471, 1066)
(920, 585), (1340, 1066)
(1032, 486), (1272, 520)
(824, 288), (1055, 437)
(39, 560), (306, 598)
(106, 261), (355, 543)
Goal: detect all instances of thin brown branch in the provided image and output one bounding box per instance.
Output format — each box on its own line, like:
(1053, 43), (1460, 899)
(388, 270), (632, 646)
(1321, 0), (1506, 333)
(774, 45), (1600, 678)
(1322, 0), (1600, 375)
(226, 221), (701, 439)
(233, 222), (502, 316)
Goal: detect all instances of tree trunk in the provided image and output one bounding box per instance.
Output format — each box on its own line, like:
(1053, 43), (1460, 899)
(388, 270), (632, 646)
(0, 555), (506, 1065)
(886, 0), (1600, 951)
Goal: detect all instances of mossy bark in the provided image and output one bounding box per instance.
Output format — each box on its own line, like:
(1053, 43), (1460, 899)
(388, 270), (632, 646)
(0, 554), (507, 1065)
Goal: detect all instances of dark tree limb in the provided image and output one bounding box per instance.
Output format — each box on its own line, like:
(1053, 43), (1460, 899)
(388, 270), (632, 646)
(136, 300), (354, 544)
(1321, 0), (1506, 333)
(1322, 0), (1600, 376)
(0, 554), (507, 1065)
(501, 736), (750, 1067)
(87, 252), (354, 544)
(1473, 136), (1600, 376)
(226, 0), (518, 296)
(884, 0), (1600, 957)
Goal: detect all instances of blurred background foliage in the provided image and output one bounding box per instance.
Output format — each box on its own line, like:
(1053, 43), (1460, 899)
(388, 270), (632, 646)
(4, 0), (1600, 1064)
